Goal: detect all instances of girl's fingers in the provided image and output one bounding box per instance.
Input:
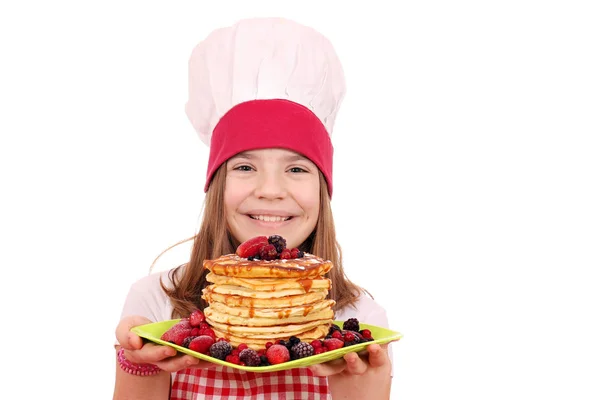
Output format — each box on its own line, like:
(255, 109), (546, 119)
(115, 316), (152, 350)
(154, 354), (201, 372)
(309, 358), (347, 377)
(124, 342), (177, 365)
(343, 352), (368, 375)
(366, 344), (390, 368)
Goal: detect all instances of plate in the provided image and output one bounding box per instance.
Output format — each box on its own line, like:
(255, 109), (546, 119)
(132, 320), (403, 373)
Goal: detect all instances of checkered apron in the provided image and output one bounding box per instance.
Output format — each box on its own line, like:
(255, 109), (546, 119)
(171, 365), (331, 399)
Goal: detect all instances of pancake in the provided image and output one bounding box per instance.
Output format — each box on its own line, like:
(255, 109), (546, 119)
(202, 287), (329, 308)
(206, 317), (331, 336)
(204, 253), (333, 278)
(204, 306), (334, 326)
(208, 284), (325, 298)
(213, 325), (330, 350)
(206, 272), (332, 292)
(207, 299), (336, 319)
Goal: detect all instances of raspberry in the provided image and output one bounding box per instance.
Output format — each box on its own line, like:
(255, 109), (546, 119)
(209, 341), (232, 360)
(188, 335), (215, 355)
(265, 342), (273, 349)
(343, 331), (361, 346)
(266, 344), (290, 365)
(225, 354), (241, 365)
(189, 310), (205, 326)
(290, 248), (304, 258)
(280, 248), (292, 259)
(237, 343), (249, 351)
(239, 349), (261, 366)
(259, 244), (278, 260)
(236, 236), (269, 258)
(343, 318), (360, 332)
(291, 342), (314, 359)
(268, 235), (287, 253)
(331, 331), (343, 340)
(310, 340), (322, 349)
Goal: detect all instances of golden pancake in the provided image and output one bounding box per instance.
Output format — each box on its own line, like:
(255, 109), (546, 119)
(206, 272), (331, 292)
(202, 287), (328, 308)
(204, 253), (332, 278)
(207, 299), (336, 319)
(208, 284), (324, 299)
(204, 306), (334, 327)
(205, 317), (331, 336)
(213, 325), (330, 350)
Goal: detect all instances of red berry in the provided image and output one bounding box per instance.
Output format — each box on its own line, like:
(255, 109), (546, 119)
(236, 236), (269, 258)
(331, 331), (343, 340)
(323, 338), (344, 351)
(266, 344), (291, 365)
(310, 340), (322, 349)
(231, 349), (240, 357)
(161, 327), (193, 346)
(217, 337), (229, 342)
(360, 329), (373, 340)
(280, 248), (292, 259)
(259, 244), (278, 261)
(257, 349), (266, 356)
(188, 335), (215, 354)
(290, 248), (300, 258)
(314, 347), (325, 355)
(225, 354), (241, 364)
(237, 343), (249, 351)
(200, 328), (216, 341)
(265, 342), (273, 349)
(189, 310), (205, 326)
(343, 331), (356, 343)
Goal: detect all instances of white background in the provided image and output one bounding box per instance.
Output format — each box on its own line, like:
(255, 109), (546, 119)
(1, 1), (599, 399)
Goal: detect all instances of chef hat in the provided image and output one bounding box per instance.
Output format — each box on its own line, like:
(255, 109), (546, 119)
(185, 17), (346, 197)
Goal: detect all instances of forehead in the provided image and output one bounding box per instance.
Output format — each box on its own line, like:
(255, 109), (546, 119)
(229, 148), (312, 162)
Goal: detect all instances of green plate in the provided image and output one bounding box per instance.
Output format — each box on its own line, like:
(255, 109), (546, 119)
(132, 320), (403, 373)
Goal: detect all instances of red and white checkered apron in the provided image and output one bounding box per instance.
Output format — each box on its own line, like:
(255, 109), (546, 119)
(171, 365), (331, 399)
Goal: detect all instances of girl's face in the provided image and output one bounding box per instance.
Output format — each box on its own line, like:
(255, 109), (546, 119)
(224, 148), (321, 249)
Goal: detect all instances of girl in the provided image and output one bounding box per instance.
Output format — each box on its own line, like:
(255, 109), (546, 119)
(114, 17), (393, 400)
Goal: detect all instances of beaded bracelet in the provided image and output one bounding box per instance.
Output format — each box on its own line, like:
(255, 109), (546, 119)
(117, 348), (162, 376)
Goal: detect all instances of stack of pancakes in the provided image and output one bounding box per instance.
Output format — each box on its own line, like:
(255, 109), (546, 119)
(202, 253), (335, 350)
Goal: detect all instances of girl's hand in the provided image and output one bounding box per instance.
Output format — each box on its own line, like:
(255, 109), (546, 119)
(115, 315), (213, 372)
(309, 343), (392, 399)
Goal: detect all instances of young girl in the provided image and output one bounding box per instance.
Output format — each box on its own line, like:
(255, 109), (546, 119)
(114, 17), (393, 400)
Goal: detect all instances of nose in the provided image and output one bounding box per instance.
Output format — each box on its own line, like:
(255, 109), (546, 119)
(254, 170), (287, 200)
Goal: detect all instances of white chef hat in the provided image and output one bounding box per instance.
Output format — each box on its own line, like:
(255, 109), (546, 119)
(184, 17), (346, 196)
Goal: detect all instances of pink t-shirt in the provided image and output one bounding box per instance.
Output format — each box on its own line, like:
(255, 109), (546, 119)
(118, 267), (394, 399)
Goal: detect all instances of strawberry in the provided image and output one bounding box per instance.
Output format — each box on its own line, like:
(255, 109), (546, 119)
(189, 310), (205, 326)
(188, 335), (215, 355)
(236, 236), (269, 258)
(266, 344), (290, 365)
(323, 338), (344, 351)
(161, 327), (193, 346)
(360, 329), (373, 340)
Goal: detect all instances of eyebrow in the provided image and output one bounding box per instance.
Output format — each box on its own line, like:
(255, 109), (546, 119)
(230, 151), (310, 163)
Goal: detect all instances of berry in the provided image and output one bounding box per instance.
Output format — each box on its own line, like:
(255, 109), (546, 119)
(239, 348), (261, 366)
(290, 248), (301, 258)
(314, 347), (325, 355)
(189, 310), (205, 326)
(268, 235), (287, 253)
(259, 244), (278, 261)
(343, 318), (360, 332)
(288, 336), (301, 346)
(188, 335), (215, 354)
(209, 341), (233, 360)
(343, 331), (361, 346)
(331, 331), (343, 340)
(328, 324), (342, 335)
(225, 354), (241, 365)
(266, 344), (291, 365)
(182, 335), (197, 348)
(310, 340), (322, 349)
(173, 320), (192, 330)
(260, 355), (269, 366)
(360, 329), (373, 340)
(323, 338), (344, 351)
(237, 343), (249, 351)
(280, 248), (292, 259)
(265, 342), (273, 349)
(236, 236), (269, 258)
(291, 342), (314, 359)
(161, 327), (193, 346)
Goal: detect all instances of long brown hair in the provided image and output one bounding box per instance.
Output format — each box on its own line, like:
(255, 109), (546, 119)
(160, 163), (366, 318)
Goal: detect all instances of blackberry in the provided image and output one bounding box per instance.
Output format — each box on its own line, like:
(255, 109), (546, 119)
(291, 342), (314, 359)
(328, 324), (342, 335)
(239, 348), (261, 367)
(260, 355), (270, 366)
(296, 250), (304, 258)
(288, 336), (301, 346)
(182, 336), (197, 348)
(268, 235), (287, 253)
(343, 318), (360, 332)
(279, 339), (287, 346)
(209, 341), (232, 360)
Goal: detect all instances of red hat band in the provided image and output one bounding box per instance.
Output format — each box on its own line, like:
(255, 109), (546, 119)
(205, 99), (334, 197)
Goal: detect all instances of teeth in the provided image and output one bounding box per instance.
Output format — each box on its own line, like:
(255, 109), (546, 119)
(250, 215), (290, 222)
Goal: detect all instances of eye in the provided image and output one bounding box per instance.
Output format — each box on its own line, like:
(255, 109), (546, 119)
(288, 166), (308, 173)
(234, 165), (254, 172)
